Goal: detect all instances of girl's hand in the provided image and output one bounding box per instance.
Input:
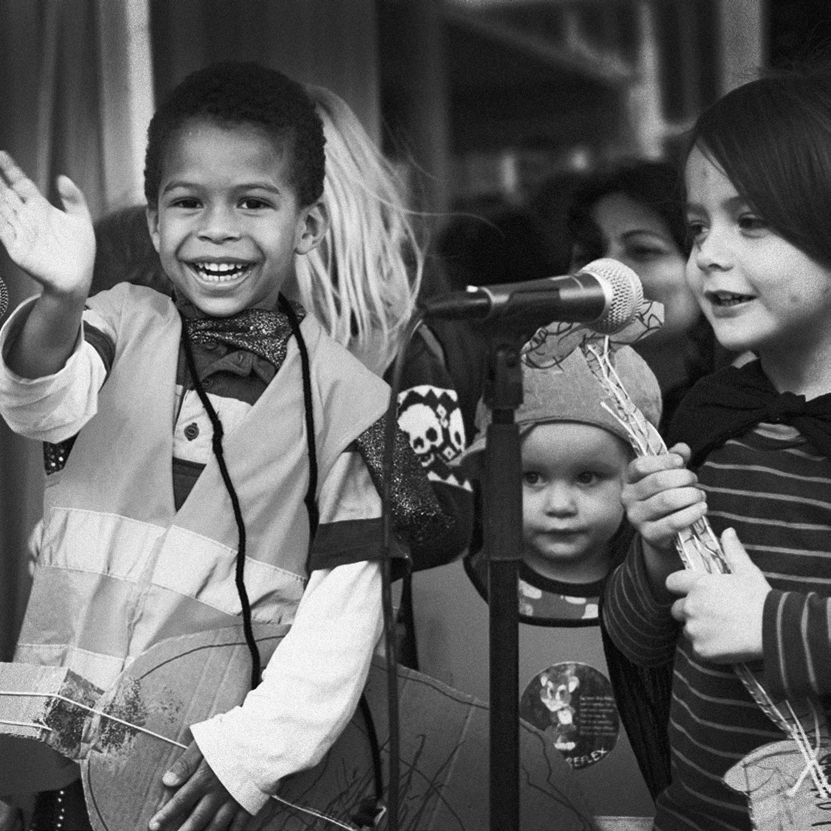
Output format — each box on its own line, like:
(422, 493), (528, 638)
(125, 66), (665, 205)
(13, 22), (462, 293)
(0, 151), (95, 297)
(149, 742), (252, 831)
(666, 528), (771, 663)
(621, 442), (708, 553)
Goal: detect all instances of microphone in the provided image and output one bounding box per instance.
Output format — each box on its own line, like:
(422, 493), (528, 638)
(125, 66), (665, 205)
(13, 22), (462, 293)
(420, 258), (643, 335)
(0, 277), (7, 318)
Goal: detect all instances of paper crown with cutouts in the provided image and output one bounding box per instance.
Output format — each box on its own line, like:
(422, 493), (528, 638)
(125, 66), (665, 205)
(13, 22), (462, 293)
(456, 299), (664, 477)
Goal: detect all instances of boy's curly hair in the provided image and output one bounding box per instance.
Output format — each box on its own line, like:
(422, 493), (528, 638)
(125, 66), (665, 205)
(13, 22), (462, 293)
(144, 61), (325, 208)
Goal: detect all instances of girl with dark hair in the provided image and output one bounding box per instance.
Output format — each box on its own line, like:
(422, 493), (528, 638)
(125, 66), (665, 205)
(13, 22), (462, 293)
(603, 66), (831, 830)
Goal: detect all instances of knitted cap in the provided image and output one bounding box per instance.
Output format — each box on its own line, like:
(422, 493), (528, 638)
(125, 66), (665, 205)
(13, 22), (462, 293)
(457, 344), (662, 477)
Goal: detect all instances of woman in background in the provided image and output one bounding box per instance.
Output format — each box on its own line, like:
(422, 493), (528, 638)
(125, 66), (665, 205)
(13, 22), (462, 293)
(567, 159), (722, 429)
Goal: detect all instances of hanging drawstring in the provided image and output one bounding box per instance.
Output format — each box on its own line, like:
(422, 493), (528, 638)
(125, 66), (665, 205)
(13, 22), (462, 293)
(180, 300), (385, 827)
(279, 296), (319, 536)
(180, 315), (261, 690)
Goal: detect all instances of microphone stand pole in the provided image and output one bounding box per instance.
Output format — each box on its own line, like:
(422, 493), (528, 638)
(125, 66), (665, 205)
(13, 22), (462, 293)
(482, 329), (524, 831)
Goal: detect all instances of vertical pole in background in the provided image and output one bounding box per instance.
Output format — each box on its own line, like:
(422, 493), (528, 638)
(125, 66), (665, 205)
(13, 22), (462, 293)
(95, 0), (156, 212)
(482, 338), (524, 831)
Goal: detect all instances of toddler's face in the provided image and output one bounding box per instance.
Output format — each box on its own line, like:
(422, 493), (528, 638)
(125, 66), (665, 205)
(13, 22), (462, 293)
(147, 118), (326, 317)
(520, 422), (629, 584)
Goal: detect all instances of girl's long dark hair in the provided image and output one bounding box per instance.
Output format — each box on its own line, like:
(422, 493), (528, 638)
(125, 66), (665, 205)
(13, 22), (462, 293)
(687, 65), (831, 269)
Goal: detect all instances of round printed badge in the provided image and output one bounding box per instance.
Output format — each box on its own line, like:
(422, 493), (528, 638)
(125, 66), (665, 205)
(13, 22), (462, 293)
(520, 662), (620, 769)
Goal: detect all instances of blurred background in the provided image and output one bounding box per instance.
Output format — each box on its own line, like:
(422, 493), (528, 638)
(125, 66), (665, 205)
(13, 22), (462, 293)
(1, 0), (830, 659)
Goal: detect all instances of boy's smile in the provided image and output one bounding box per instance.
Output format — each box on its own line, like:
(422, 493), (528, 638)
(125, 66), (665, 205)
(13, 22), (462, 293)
(147, 118), (326, 317)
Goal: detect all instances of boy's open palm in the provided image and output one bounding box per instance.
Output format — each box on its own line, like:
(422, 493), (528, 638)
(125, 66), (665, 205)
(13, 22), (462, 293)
(0, 151), (95, 294)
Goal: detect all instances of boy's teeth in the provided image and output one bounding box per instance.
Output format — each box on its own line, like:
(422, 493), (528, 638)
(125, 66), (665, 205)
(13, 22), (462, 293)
(193, 262), (250, 281)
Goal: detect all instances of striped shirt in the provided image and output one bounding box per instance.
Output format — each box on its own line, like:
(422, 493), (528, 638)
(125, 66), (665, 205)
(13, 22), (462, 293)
(604, 422), (831, 831)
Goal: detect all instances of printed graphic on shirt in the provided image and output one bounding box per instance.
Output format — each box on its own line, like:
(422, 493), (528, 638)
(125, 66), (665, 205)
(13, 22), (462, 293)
(520, 662), (620, 770)
(518, 579), (599, 622)
(397, 385), (469, 488)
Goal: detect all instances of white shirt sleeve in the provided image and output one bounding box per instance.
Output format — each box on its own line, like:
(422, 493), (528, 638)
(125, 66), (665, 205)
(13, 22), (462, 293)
(0, 297), (109, 442)
(190, 559), (383, 815)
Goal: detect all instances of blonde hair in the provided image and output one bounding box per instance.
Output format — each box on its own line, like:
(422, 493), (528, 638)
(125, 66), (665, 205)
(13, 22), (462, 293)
(293, 85), (424, 375)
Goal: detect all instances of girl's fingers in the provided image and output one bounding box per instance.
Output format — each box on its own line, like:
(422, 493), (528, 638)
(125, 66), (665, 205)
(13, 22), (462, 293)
(623, 471), (700, 514)
(642, 500), (708, 543)
(627, 451), (686, 485)
(630, 486), (706, 528)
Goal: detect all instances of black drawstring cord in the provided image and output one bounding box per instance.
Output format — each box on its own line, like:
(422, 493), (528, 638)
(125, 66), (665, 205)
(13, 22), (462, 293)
(180, 300), (386, 827)
(279, 296), (319, 535)
(180, 315), (261, 690)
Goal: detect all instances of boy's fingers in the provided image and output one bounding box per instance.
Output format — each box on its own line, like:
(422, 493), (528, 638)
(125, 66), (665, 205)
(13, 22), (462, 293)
(163, 744), (201, 788)
(150, 784), (199, 831)
(0, 176), (26, 216)
(0, 198), (17, 229)
(202, 801), (239, 831)
(0, 152), (40, 201)
(56, 176), (90, 219)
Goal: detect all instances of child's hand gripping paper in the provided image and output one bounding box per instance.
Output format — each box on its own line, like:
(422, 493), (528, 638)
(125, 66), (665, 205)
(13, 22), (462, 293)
(666, 527), (772, 664)
(621, 442), (708, 555)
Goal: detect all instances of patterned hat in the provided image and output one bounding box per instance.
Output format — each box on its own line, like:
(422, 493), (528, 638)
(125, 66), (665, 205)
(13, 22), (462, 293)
(456, 344), (662, 477)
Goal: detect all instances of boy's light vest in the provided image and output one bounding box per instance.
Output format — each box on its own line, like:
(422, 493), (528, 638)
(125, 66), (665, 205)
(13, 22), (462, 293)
(14, 285), (390, 691)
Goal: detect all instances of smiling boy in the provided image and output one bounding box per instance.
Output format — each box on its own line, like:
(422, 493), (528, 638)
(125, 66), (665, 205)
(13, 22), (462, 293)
(0, 63), (440, 830)
(148, 119), (324, 320)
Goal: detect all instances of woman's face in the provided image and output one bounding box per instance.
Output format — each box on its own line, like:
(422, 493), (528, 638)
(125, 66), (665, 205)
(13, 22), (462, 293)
(588, 192), (700, 337)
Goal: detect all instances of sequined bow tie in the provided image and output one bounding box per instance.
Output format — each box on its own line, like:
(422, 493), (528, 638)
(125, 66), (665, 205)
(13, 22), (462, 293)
(181, 301), (306, 368)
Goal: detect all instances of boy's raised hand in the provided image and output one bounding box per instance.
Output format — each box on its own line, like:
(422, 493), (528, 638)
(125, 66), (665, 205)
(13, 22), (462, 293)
(666, 527), (771, 663)
(0, 151), (95, 296)
(621, 442), (708, 553)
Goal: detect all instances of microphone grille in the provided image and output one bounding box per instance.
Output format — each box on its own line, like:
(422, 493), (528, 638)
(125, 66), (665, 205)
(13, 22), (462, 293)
(0, 277), (7, 319)
(579, 258), (643, 334)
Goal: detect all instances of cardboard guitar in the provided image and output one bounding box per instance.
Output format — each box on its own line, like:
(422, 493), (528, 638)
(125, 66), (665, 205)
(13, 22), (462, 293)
(0, 624), (594, 830)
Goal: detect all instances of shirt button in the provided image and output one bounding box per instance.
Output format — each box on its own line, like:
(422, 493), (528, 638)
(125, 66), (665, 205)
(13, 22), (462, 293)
(184, 423), (199, 441)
